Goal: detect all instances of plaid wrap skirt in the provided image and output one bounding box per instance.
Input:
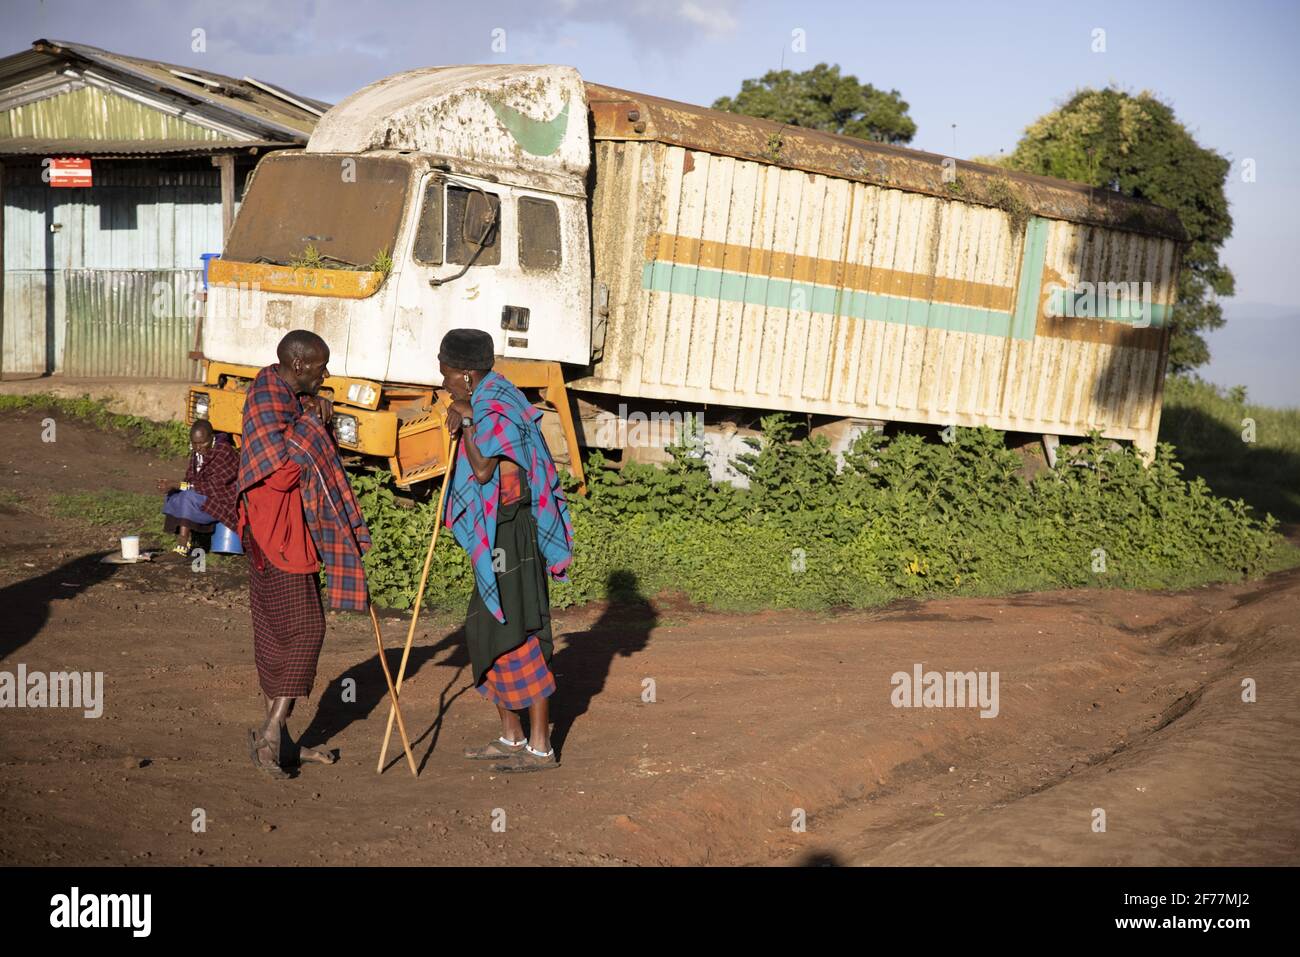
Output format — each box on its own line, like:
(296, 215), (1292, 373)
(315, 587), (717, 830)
(476, 634), (556, 710)
(249, 550), (326, 698)
(465, 480), (555, 709)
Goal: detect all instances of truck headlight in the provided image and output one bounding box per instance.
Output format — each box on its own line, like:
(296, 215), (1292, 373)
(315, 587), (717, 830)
(190, 391), (210, 420)
(346, 383), (378, 406)
(334, 413), (359, 446)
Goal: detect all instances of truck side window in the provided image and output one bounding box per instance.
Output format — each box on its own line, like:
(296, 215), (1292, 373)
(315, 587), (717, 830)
(446, 185), (501, 266)
(412, 179), (443, 265)
(518, 197), (562, 271)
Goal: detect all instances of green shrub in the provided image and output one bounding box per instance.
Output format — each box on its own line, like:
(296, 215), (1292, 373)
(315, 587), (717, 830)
(351, 418), (1290, 612)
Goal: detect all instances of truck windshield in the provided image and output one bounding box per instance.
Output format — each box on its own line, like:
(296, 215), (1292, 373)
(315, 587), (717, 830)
(224, 153), (410, 270)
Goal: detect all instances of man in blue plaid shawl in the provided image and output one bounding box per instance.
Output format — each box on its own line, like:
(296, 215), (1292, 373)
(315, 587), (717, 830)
(238, 330), (371, 778)
(440, 329), (573, 773)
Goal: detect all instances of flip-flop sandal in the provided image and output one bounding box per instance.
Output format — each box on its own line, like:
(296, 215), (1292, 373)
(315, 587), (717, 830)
(464, 736), (527, 760)
(492, 745), (558, 773)
(247, 728), (289, 779)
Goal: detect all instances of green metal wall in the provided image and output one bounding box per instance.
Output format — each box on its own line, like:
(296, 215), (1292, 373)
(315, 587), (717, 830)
(0, 85), (225, 140)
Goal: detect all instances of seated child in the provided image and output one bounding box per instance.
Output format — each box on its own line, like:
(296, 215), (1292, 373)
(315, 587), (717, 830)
(158, 420), (239, 557)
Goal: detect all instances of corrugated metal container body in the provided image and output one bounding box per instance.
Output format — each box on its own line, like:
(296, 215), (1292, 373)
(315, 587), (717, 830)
(580, 140), (1179, 451)
(2, 160), (223, 376)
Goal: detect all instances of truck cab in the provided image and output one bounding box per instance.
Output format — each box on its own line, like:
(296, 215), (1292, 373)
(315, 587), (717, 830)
(192, 66), (592, 487)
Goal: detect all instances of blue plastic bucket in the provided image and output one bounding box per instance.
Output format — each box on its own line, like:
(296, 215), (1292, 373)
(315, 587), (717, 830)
(211, 522), (243, 555)
(200, 252), (222, 290)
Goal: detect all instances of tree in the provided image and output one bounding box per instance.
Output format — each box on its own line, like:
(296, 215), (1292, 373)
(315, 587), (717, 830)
(712, 62), (916, 145)
(999, 87), (1234, 372)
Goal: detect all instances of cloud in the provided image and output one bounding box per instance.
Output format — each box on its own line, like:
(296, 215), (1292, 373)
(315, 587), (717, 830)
(1, 0), (741, 102)
(676, 1), (739, 37)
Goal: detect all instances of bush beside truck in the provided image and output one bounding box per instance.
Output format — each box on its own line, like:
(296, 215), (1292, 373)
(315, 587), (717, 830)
(353, 418), (1291, 613)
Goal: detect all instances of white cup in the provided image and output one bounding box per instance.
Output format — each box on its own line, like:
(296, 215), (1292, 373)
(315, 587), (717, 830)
(120, 536), (140, 560)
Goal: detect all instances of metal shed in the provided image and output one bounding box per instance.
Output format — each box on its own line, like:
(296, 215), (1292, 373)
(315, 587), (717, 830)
(0, 39), (325, 378)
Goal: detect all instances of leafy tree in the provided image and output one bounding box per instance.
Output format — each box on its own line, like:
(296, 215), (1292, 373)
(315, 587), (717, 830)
(712, 62), (916, 145)
(999, 87), (1234, 372)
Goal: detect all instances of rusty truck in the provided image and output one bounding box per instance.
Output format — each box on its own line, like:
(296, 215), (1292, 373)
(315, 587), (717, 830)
(190, 64), (1186, 487)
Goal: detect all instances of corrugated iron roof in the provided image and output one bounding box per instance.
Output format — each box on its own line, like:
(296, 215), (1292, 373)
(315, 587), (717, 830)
(0, 39), (328, 143)
(0, 137), (292, 157)
(586, 81), (1187, 243)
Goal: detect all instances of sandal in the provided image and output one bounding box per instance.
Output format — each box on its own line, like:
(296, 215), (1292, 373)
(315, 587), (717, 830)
(492, 744), (558, 773)
(247, 728), (289, 779)
(172, 544), (191, 557)
(464, 736), (527, 760)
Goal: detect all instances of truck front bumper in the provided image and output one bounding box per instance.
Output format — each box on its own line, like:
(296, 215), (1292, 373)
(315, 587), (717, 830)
(187, 363), (397, 458)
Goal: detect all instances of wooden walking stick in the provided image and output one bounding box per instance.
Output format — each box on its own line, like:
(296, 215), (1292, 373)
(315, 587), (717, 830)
(377, 434), (459, 773)
(370, 604), (418, 777)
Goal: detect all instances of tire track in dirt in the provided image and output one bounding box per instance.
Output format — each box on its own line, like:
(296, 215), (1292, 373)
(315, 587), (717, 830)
(794, 568), (1300, 866)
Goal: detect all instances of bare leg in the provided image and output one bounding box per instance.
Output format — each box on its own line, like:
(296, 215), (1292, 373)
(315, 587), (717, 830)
(264, 694), (334, 765)
(498, 703), (525, 743)
(178, 526), (192, 549)
(254, 695), (292, 768)
(527, 697), (550, 753)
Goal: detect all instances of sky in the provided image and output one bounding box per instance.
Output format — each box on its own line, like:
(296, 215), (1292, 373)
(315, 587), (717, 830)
(6, 0), (1298, 404)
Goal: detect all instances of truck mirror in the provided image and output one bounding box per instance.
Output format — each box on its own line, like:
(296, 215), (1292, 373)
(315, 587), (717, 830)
(462, 191), (496, 247)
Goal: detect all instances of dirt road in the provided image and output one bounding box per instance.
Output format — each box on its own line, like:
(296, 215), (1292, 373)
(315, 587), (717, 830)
(1, 408), (1296, 866)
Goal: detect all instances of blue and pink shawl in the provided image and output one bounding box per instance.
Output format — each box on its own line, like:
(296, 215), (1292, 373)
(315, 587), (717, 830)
(444, 370), (574, 624)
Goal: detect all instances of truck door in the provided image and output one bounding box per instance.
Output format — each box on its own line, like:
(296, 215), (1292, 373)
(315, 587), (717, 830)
(387, 172), (589, 386)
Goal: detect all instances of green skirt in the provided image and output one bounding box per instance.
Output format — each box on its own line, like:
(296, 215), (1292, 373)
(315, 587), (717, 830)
(465, 493), (553, 688)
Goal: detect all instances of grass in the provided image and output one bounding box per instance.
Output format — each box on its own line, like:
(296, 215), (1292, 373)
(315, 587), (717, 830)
(0, 393), (189, 459)
(368, 247), (394, 276)
(1160, 375), (1300, 524)
(289, 243), (326, 270)
(51, 490), (163, 534)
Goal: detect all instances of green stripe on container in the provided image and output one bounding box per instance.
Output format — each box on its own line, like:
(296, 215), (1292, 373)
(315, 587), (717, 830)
(1011, 216), (1050, 340)
(1044, 285), (1170, 328)
(641, 261), (1023, 338)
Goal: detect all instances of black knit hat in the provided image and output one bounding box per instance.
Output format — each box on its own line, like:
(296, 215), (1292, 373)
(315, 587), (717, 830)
(438, 328), (495, 371)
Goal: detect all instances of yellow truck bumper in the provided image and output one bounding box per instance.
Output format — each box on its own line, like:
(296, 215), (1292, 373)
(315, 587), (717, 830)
(187, 357), (585, 492)
(187, 362), (396, 458)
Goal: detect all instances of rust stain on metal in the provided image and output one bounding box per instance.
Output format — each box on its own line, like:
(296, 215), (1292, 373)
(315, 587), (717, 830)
(585, 82), (1186, 243)
(224, 153), (410, 269)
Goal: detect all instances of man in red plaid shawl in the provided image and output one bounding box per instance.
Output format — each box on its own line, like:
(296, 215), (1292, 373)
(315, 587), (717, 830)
(237, 330), (371, 778)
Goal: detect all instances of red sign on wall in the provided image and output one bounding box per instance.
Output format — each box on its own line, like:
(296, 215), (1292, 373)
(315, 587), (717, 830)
(48, 157), (93, 188)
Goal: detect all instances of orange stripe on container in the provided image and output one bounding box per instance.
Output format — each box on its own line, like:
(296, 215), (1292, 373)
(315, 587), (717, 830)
(643, 232), (1014, 310)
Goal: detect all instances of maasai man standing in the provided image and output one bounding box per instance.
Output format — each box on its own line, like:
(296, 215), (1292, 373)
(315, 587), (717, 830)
(237, 330), (372, 778)
(440, 329), (574, 773)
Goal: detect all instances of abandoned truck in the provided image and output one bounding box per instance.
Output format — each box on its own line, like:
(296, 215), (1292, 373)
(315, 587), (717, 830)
(191, 64), (1186, 488)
